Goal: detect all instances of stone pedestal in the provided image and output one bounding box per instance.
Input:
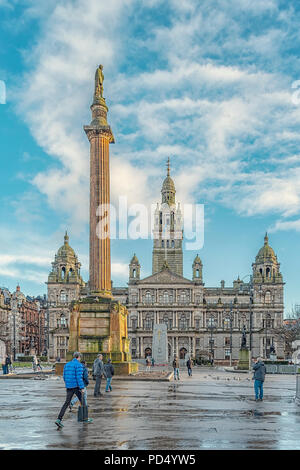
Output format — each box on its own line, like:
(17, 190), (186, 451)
(237, 348), (250, 370)
(67, 296), (138, 375)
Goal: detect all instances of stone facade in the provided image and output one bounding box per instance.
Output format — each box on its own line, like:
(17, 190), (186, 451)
(47, 232), (85, 360)
(113, 170), (285, 365)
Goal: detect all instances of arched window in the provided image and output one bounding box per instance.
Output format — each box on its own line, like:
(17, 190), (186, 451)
(167, 240), (169, 248)
(171, 240), (175, 248)
(61, 267), (66, 280)
(57, 314), (67, 328)
(196, 269), (200, 278)
(145, 291), (152, 304)
(207, 316), (216, 328)
(266, 267), (271, 279)
(265, 291), (271, 304)
(162, 240), (164, 248)
(132, 269), (136, 278)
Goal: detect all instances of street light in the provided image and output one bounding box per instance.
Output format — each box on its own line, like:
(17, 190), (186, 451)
(208, 316), (215, 366)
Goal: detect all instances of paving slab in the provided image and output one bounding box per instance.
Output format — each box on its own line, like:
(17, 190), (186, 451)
(0, 368), (300, 450)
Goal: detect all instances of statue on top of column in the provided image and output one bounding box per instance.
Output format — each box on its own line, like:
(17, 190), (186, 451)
(94, 64), (104, 100)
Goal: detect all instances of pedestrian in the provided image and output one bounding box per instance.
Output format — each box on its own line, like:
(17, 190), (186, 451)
(36, 357), (43, 371)
(252, 357), (267, 402)
(8, 355), (13, 373)
(32, 354), (38, 372)
(173, 356), (180, 380)
(151, 357), (155, 367)
(92, 353), (105, 397)
(5, 355), (11, 374)
(55, 351), (91, 429)
(186, 358), (192, 376)
(69, 360), (90, 411)
(104, 358), (114, 392)
(2, 355), (9, 375)
(146, 356), (151, 372)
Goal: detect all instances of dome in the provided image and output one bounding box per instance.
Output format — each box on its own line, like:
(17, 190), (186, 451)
(162, 175), (176, 193)
(130, 253), (140, 265)
(255, 233), (277, 263)
(57, 232), (76, 259)
(193, 254), (202, 264)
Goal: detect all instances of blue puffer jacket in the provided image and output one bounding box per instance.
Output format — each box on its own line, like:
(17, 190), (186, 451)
(63, 358), (85, 389)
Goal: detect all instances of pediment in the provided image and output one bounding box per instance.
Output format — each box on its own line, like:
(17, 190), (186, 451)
(139, 269), (192, 285)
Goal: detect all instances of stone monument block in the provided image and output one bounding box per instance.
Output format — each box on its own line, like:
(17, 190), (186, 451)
(152, 323), (168, 364)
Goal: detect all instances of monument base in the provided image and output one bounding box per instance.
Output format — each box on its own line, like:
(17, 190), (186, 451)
(66, 296), (138, 375)
(237, 348), (249, 370)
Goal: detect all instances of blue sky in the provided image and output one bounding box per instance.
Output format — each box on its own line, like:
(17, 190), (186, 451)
(1, 0), (300, 316)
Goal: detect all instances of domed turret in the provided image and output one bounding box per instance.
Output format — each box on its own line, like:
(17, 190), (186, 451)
(48, 232), (84, 286)
(252, 233), (283, 283)
(129, 253), (140, 283)
(161, 157), (176, 206)
(192, 254), (203, 283)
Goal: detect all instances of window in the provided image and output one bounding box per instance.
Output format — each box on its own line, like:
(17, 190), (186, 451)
(145, 292), (152, 304)
(225, 349), (231, 360)
(179, 314), (188, 330)
(131, 318), (137, 329)
(163, 314), (169, 328)
(163, 291), (169, 304)
(195, 319), (200, 329)
(60, 291), (67, 303)
(265, 291), (271, 304)
(224, 337), (231, 346)
(207, 317), (216, 328)
(224, 317), (231, 329)
(145, 314), (152, 330)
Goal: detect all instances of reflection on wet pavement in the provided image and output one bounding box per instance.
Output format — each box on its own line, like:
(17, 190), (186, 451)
(0, 368), (300, 450)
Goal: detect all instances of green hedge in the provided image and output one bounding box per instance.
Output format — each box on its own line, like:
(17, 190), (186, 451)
(16, 356), (48, 362)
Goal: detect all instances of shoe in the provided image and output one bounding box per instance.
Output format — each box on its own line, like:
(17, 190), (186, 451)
(55, 419), (64, 428)
(259, 398), (263, 401)
(83, 418), (93, 423)
(69, 405), (73, 412)
(105, 390), (109, 392)
(255, 399), (259, 402)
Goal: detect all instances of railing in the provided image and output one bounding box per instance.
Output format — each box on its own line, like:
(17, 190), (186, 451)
(265, 364), (298, 374)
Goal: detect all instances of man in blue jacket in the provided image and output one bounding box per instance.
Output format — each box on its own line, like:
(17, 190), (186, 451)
(55, 351), (85, 428)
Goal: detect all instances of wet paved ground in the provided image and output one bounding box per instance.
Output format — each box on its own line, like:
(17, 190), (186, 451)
(1, 367), (300, 450)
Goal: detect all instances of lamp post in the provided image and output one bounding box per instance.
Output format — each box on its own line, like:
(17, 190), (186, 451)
(208, 317), (215, 366)
(229, 302), (233, 367)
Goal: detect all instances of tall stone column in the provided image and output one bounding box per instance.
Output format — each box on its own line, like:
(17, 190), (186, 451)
(84, 65), (114, 297)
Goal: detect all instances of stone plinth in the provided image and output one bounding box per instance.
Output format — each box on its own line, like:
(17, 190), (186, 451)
(67, 296), (138, 375)
(237, 348), (249, 370)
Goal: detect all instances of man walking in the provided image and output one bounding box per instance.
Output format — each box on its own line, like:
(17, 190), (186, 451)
(186, 357), (193, 377)
(173, 356), (180, 380)
(69, 360), (90, 411)
(55, 351), (86, 429)
(104, 358), (114, 392)
(252, 357), (267, 402)
(92, 353), (105, 397)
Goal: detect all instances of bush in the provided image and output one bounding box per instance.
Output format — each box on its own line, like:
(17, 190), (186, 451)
(16, 355), (48, 362)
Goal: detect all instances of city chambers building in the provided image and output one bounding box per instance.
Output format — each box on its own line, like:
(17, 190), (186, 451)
(47, 167), (285, 364)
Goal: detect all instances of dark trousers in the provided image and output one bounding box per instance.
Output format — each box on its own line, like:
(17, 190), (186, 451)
(58, 387), (82, 420)
(94, 376), (102, 396)
(188, 367), (192, 376)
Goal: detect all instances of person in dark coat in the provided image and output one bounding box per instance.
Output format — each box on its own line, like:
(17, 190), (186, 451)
(186, 358), (193, 376)
(5, 355), (11, 374)
(252, 357), (267, 401)
(92, 353), (105, 397)
(173, 356), (180, 380)
(55, 351), (85, 428)
(104, 358), (114, 392)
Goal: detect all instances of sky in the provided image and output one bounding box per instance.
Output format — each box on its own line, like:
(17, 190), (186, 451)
(0, 0), (300, 316)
